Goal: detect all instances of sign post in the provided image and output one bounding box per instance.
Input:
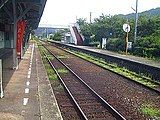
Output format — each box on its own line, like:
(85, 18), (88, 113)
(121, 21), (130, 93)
(0, 59), (3, 98)
(123, 23), (130, 55)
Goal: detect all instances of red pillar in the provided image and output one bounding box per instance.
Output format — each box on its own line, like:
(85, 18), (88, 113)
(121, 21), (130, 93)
(16, 20), (26, 59)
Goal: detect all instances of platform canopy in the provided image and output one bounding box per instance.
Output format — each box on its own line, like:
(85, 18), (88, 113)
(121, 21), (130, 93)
(0, 0), (46, 29)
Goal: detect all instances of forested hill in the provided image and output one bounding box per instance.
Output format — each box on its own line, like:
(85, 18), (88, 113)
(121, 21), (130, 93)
(119, 7), (160, 19)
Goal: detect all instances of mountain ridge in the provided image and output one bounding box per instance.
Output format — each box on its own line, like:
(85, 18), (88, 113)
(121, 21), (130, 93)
(118, 7), (160, 19)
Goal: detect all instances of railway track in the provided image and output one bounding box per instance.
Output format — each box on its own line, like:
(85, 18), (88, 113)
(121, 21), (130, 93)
(51, 43), (160, 94)
(38, 41), (160, 120)
(51, 41), (160, 82)
(42, 44), (126, 120)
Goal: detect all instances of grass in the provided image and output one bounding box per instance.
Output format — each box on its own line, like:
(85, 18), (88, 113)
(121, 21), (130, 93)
(46, 68), (54, 74)
(54, 84), (64, 91)
(140, 103), (160, 118)
(57, 55), (68, 59)
(153, 57), (160, 62)
(57, 68), (68, 74)
(38, 44), (58, 81)
(49, 74), (58, 81)
(65, 49), (159, 88)
(37, 42), (65, 91)
(47, 55), (54, 60)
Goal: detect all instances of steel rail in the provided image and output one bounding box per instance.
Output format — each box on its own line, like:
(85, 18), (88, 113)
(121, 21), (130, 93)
(51, 43), (160, 95)
(42, 51), (88, 120)
(43, 45), (126, 120)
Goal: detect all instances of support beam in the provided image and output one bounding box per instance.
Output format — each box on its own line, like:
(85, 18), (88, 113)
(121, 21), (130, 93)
(17, 3), (23, 15)
(17, 0), (41, 3)
(17, 6), (31, 21)
(12, 0), (18, 69)
(0, 59), (3, 98)
(0, 0), (9, 9)
(3, 6), (13, 21)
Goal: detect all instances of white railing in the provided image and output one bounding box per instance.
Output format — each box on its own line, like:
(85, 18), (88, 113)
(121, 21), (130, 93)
(69, 25), (77, 45)
(69, 23), (84, 45)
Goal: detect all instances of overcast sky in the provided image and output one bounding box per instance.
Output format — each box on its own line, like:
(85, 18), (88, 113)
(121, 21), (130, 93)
(39, 0), (160, 27)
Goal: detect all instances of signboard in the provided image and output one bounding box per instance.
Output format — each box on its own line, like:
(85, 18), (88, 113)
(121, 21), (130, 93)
(102, 38), (107, 49)
(128, 42), (132, 49)
(123, 24), (130, 33)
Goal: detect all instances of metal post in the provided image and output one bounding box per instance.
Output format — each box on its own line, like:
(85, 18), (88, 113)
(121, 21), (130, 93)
(125, 32), (129, 55)
(12, 0), (18, 69)
(134, 0), (138, 44)
(0, 59), (4, 98)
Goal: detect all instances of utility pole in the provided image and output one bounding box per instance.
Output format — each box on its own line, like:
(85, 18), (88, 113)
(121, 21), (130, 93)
(90, 12), (92, 23)
(134, 0), (138, 44)
(76, 16), (78, 22)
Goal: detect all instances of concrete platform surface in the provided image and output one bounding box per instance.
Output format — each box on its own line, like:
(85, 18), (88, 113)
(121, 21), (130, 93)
(69, 45), (160, 68)
(0, 42), (62, 120)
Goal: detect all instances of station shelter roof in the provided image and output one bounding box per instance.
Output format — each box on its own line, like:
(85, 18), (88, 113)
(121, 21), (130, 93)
(0, 0), (47, 30)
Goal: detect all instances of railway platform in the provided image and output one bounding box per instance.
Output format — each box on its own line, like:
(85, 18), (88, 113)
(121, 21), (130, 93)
(53, 41), (160, 68)
(73, 45), (160, 68)
(52, 41), (160, 81)
(0, 42), (62, 120)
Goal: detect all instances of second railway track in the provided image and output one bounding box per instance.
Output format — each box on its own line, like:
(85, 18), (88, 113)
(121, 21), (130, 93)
(43, 44), (126, 120)
(38, 41), (160, 120)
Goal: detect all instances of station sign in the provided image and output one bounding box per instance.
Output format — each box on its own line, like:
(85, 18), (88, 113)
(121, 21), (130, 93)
(123, 24), (130, 33)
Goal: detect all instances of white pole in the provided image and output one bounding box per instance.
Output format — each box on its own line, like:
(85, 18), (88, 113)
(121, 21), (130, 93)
(0, 59), (4, 98)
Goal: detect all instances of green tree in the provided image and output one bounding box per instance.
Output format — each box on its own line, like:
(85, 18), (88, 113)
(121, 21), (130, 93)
(76, 18), (87, 26)
(51, 32), (62, 41)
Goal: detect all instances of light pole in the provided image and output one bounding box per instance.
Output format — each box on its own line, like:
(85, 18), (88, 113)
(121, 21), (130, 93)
(132, 0), (138, 44)
(134, 0), (138, 44)
(90, 12), (92, 24)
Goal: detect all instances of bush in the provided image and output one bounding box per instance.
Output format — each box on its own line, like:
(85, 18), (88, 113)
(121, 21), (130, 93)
(133, 47), (160, 58)
(134, 35), (160, 57)
(106, 38), (125, 51)
(50, 32), (62, 41)
(135, 35), (160, 48)
(88, 41), (100, 47)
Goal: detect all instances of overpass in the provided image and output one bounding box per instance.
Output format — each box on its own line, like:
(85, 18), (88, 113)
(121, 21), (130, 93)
(39, 24), (69, 29)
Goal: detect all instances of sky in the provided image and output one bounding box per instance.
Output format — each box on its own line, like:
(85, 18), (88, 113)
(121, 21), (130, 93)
(39, 0), (160, 27)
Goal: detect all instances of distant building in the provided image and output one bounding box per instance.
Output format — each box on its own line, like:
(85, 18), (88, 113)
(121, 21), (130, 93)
(62, 32), (74, 44)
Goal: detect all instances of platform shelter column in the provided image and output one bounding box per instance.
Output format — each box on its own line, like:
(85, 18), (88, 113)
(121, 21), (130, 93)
(0, 59), (3, 98)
